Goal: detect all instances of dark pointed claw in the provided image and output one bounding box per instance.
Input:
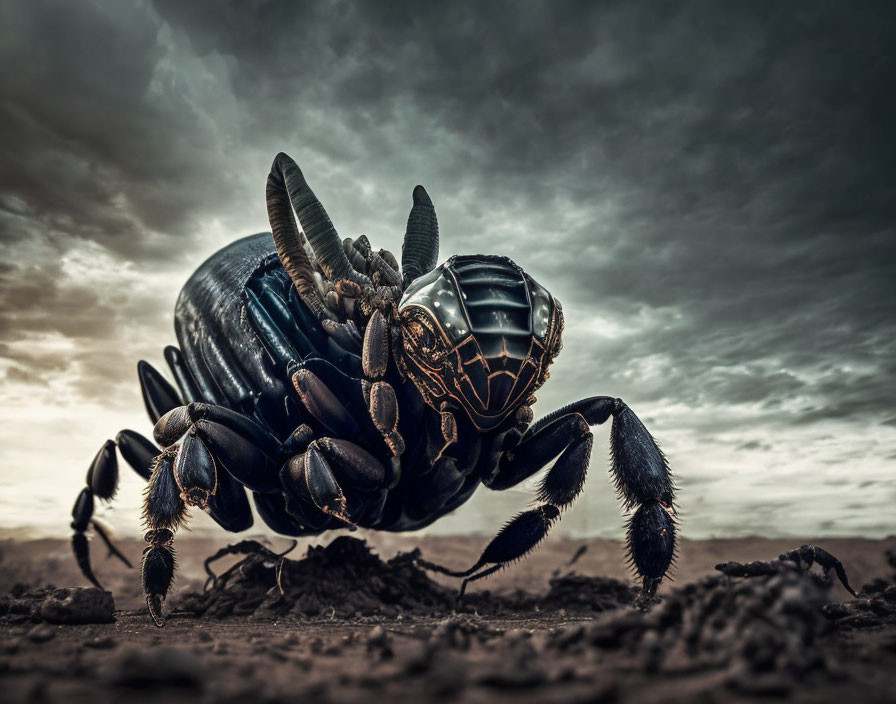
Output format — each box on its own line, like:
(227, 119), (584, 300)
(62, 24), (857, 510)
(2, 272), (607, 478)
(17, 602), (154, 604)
(71, 533), (102, 589)
(146, 594), (166, 628)
(304, 444), (355, 527)
(628, 501), (676, 580)
(416, 505), (561, 591)
(142, 541), (175, 628)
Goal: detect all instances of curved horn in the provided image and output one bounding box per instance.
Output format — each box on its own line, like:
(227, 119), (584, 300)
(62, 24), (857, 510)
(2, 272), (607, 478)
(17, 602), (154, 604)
(401, 185), (439, 288)
(270, 153), (370, 286)
(266, 158), (329, 319)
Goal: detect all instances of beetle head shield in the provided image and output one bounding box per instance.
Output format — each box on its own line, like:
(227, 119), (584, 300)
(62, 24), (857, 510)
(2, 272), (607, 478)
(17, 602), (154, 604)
(396, 256), (563, 431)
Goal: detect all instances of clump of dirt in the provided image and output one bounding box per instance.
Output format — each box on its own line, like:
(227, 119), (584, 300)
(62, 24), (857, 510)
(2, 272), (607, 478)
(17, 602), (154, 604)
(0, 585), (115, 625)
(547, 554), (896, 697)
(824, 549), (896, 629)
(3, 538), (896, 704)
(179, 536), (454, 619)
(176, 536), (637, 620)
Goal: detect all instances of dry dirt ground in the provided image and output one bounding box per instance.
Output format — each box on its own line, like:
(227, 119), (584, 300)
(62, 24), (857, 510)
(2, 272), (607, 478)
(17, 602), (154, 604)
(2, 532), (896, 704)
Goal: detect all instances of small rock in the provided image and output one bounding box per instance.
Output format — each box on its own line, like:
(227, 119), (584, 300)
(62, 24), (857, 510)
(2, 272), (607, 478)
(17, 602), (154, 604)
(83, 636), (117, 650)
(27, 624), (56, 643)
(366, 625), (393, 659)
(39, 588), (114, 624)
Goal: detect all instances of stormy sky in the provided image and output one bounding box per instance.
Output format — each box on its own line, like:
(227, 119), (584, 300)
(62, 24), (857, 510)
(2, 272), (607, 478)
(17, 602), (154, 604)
(1, 0), (894, 540)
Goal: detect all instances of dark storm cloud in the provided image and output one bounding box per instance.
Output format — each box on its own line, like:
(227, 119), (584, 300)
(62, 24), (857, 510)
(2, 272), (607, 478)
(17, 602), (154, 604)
(0, 0), (252, 261)
(1, 0), (894, 433)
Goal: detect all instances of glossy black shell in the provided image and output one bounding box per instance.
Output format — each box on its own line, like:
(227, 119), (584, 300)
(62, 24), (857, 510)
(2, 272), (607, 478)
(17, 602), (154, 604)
(173, 233), (544, 532)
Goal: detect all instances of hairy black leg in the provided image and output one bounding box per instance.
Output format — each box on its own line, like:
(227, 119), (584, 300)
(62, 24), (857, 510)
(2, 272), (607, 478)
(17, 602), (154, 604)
(203, 539), (297, 592)
(142, 528), (176, 628)
(606, 399), (676, 596)
(419, 417), (592, 593)
(528, 397), (676, 594)
(434, 395), (674, 597)
(141, 451), (185, 626)
(137, 360), (183, 423)
(153, 406), (267, 532)
(141, 423), (253, 625)
(71, 490), (100, 588)
(416, 506), (561, 595)
(522, 396), (616, 439)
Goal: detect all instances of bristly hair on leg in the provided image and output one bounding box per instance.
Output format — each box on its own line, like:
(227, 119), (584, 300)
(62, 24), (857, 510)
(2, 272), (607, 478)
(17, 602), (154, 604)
(142, 449), (186, 532)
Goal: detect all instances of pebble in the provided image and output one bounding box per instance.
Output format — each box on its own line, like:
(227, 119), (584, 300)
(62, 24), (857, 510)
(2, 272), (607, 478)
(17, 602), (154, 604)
(27, 624), (56, 643)
(39, 587), (115, 624)
(83, 636), (117, 650)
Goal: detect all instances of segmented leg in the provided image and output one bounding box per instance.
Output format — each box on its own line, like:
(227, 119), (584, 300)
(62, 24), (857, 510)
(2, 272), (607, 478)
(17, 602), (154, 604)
(141, 448), (186, 627)
(142, 399), (302, 624)
(203, 539), (297, 592)
(70, 429), (163, 588)
(361, 309), (406, 460)
(782, 544), (857, 596)
(280, 437), (389, 528)
(421, 396), (675, 599)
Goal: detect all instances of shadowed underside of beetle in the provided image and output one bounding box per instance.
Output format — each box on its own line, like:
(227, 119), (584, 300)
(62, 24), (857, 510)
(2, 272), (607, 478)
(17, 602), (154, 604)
(71, 152), (680, 626)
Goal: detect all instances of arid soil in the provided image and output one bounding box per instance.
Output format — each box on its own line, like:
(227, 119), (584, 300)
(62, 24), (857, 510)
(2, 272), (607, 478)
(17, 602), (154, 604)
(2, 532), (895, 704)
